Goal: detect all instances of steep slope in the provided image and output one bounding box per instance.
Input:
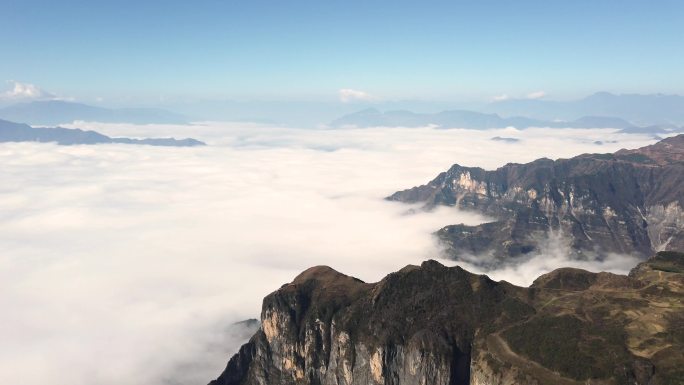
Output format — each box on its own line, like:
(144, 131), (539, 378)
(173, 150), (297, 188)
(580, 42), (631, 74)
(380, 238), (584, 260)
(388, 135), (684, 265)
(209, 252), (684, 385)
(0, 119), (205, 146)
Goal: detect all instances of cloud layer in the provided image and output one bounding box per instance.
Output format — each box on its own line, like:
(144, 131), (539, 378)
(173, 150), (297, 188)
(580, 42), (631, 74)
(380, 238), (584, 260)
(338, 88), (375, 103)
(0, 123), (659, 385)
(1, 81), (55, 100)
(526, 90), (546, 99)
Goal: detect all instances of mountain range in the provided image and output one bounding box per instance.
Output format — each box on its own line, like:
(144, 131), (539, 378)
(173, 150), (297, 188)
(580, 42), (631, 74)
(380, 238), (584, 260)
(3, 92), (684, 129)
(486, 92), (684, 126)
(209, 251), (684, 385)
(330, 108), (645, 130)
(0, 100), (189, 126)
(388, 135), (684, 266)
(162, 92), (684, 128)
(0, 119), (204, 146)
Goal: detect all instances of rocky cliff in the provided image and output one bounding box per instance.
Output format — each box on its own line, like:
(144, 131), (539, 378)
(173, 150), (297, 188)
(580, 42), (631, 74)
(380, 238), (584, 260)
(387, 135), (684, 266)
(209, 252), (684, 385)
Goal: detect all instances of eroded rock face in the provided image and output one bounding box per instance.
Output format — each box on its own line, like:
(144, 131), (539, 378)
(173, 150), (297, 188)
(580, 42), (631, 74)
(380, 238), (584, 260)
(209, 252), (684, 385)
(388, 135), (684, 265)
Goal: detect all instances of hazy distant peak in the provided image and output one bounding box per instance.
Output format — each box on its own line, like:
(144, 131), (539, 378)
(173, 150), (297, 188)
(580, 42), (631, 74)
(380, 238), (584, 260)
(585, 91), (615, 99)
(330, 108), (644, 130)
(0, 100), (189, 126)
(0, 118), (204, 146)
(355, 107), (381, 114)
(485, 92), (684, 125)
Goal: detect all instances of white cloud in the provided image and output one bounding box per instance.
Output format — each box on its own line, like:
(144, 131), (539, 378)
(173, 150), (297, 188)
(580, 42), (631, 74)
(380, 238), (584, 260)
(1, 81), (56, 100)
(526, 90), (546, 99)
(442, 229), (642, 285)
(338, 88), (375, 103)
(0, 123), (659, 385)
(493, 93), (510, 101)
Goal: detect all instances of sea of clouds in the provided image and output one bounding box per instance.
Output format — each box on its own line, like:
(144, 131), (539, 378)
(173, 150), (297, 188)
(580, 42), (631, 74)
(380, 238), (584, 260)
(0, 122), (659, 385)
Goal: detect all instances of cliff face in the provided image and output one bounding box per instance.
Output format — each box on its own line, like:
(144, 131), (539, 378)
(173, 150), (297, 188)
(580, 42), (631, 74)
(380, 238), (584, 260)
(388, 135), (684, 265)
(209, 252), (684, 385)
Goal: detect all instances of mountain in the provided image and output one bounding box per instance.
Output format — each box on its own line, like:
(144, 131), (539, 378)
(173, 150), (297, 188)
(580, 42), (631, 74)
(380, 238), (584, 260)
(209, 251), (684, 385)
(330, 108), (543, 129)
(331, 93), (684, 130)
(487, 92), (684, 126)
(490, 136), (520, 143)
(388, 135), (684, 266)
(329, 108), (642, 130)
(617, 124), (682, 135)
(0, 119), (205, 146)
(0, 100), (189, 125)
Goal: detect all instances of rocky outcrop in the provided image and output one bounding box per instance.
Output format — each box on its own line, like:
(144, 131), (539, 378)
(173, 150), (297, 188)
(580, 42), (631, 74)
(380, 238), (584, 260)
(209, 252), (684, 385)
(388, 135), (684, 265)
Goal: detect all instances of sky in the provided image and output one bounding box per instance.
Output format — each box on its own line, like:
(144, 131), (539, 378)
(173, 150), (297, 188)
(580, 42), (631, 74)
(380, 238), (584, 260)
(1, 0), (683, 104)
(0, 123), (656, 385)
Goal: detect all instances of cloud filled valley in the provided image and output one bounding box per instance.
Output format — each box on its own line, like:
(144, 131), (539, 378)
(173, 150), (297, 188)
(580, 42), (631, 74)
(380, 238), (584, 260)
(0, 123), (662, 385)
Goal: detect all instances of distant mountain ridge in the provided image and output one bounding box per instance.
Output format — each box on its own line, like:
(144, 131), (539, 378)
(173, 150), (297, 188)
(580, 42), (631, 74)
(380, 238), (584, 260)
(330, 107), (681, 132)
(0, 100), (190, 126)
(486, 92), (684, 126)
(4, 92), (684, 129)
(388, 135), (684, 265)
(330, 92), (684, 130)
(0, 119), (205, 147)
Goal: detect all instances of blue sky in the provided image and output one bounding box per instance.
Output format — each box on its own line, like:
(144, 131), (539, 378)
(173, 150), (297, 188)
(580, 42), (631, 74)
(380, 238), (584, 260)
(1, 0), (682, 104)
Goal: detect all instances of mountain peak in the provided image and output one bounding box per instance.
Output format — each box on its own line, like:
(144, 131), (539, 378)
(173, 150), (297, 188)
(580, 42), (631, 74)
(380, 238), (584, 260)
(291, 265), (363, 286)
(586, 91), (616, 99)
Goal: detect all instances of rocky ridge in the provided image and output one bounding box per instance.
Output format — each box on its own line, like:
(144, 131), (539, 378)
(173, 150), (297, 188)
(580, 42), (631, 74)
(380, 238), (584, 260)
(387, 135), (684, 266)
(209, 251), (684, 385)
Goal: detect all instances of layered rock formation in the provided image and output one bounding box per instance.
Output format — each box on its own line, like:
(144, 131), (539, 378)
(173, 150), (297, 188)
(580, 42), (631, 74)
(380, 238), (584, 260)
(388, 135), (684, 265)
(209, 252), (684, 385)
